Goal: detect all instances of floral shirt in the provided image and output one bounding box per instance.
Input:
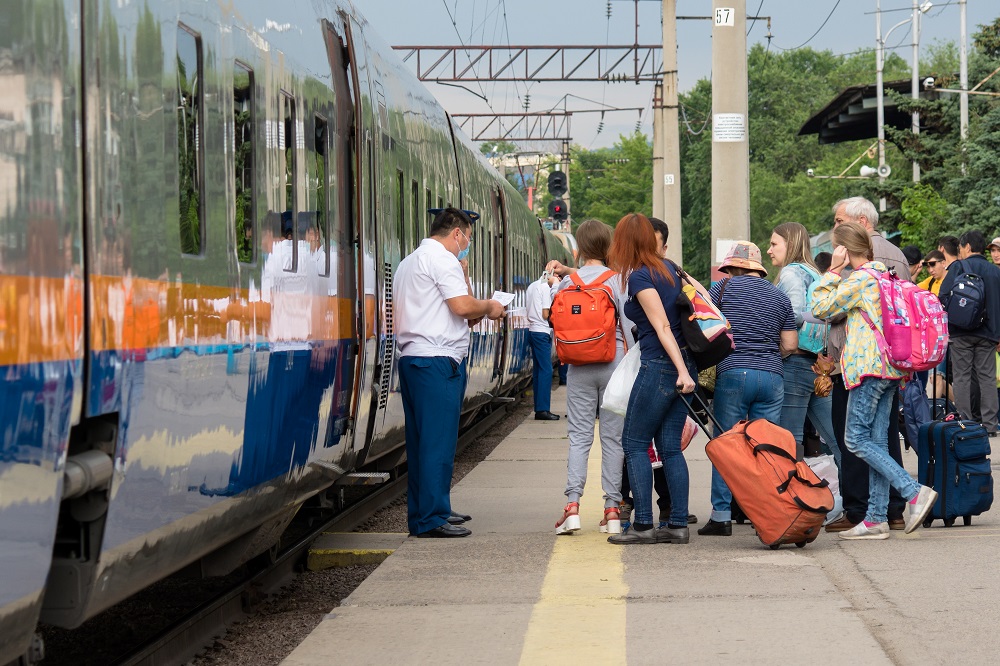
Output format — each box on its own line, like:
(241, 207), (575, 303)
(811, 261), (907, 389)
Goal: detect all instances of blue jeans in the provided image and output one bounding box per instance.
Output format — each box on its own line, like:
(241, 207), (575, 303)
(529, 331), (553, 412)
(399, 356), (467, 535)
(621, 355), (697, 527)
(779, 354), (840, 467)
(845, 377), (920, 523)
(711, 368), (784, 522)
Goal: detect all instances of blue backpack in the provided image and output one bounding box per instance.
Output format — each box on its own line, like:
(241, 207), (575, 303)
(791, 263), (829, 354)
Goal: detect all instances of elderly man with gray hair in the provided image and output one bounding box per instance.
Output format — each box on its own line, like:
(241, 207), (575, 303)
(823, 196), (911, 534)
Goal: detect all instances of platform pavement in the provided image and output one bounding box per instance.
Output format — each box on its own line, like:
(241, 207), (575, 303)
(283, 386), (1000, 665)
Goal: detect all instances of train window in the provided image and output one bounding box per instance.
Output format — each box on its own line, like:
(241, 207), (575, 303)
(177, 24), (204, 255)
(411, 180), (419, 247)
(396, 169), (405, 255)
(281, 91), (297, 269)
(234, 62), (254, 263)
(437, 195), (443, 210)
(314, 114), (330, 276)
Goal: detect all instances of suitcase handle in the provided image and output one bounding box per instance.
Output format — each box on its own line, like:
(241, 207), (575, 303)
(677, 390), (724, 436)
(776, 468), (831, 494)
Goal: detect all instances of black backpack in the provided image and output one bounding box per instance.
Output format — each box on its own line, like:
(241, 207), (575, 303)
(943, 260), (987, 331)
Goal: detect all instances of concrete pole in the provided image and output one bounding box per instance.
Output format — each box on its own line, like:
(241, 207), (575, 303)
(911, 0), (921, 183)
(960, 0), (969, 143)
(711, 0), (749, 277)
(875, 0), (887, 212)
(662, 0), (683, 264)
(652, 82), (664, 223)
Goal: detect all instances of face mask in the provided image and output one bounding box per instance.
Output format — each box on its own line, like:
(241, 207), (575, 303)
(456, 229), (471, 261)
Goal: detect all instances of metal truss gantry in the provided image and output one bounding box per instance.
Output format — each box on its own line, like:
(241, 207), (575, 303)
(450, 112), (572, 142)
(392, 45), (662, 83)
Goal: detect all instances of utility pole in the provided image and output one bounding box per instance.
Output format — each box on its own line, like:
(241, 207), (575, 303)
(711, 0), (749, 277)
(875, 0), (887, 212)
(911, 0), (921, 183)
(661, 0), (682, 264)
(960, 0), (969, 143)
(652, 82), (664, 223)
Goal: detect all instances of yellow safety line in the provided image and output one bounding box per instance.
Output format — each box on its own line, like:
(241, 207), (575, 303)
(519, 425), (628, 665)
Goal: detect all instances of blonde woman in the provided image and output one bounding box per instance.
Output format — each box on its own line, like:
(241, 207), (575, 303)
(768, 222), (840, 466)
(811, 222), (938, 539)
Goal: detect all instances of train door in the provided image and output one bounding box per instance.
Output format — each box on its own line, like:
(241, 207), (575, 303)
(337, 14), (379, 456)
(492, 187), (510, 382)
(322, 19), (360, 453)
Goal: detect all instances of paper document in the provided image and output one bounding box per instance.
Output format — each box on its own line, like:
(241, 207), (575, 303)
(491, 290), (516, 307)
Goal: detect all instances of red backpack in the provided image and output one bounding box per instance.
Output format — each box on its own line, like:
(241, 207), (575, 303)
(549, 269), (619, 365)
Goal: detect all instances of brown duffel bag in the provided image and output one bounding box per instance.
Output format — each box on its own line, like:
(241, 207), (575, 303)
(681, 393), (834, 549)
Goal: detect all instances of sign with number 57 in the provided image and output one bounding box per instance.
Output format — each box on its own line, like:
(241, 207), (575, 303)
(714, 7), (735, 26)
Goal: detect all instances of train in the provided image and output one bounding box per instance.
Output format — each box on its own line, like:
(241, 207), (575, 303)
(0, 1), (573, 661)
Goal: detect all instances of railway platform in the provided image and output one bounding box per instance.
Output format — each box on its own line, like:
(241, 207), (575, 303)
(283, 386), (1000, 665)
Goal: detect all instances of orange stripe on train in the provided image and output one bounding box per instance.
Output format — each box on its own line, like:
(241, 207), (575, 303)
(0, 274), (357, 365)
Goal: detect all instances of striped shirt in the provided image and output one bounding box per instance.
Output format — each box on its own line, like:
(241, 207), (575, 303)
(709, 275), (796, 376)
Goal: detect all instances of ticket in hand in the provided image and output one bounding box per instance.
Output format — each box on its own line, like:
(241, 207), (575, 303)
(491, 290), (516, 307)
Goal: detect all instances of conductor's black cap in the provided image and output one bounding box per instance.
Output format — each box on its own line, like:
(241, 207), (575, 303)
(428, 207), (480, 223)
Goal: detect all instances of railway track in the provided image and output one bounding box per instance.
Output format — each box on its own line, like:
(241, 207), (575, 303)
(108, 398), (522, 666)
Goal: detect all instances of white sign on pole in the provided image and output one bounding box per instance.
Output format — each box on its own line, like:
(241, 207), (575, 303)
(712, 113), (746, 142)
(664, 174), (675, 185)
(715, 239), (739, 265)
(714, 7), (735, 26)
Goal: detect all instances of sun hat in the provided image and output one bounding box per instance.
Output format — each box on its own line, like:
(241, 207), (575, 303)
(719, 240), (767, 277)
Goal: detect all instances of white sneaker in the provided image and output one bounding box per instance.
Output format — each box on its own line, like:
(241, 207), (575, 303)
(905, 485), (939, 534)
(839, 521), (890, 540)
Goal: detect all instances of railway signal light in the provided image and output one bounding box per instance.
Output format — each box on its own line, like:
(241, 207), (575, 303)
(548, 198), (568, 221)
(547, 171), (567, 197)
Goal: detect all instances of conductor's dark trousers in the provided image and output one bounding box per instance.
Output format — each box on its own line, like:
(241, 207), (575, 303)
(399, 355), (468, 535)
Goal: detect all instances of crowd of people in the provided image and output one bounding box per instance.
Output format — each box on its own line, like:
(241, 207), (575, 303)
(393, 198), (999, 543)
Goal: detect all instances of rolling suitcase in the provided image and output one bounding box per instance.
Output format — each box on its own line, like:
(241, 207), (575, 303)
(917, 418), (994, 527)
(680, 392), (834, 549)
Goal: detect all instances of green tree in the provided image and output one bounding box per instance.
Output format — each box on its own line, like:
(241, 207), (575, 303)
(569, 133), (652, 227)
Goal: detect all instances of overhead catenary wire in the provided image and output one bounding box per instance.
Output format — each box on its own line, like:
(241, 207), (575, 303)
(770, 0), (842, 51)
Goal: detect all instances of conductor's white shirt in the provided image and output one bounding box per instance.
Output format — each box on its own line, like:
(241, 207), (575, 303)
(524, 279), (553, 335)
(394, 238), (470, 362)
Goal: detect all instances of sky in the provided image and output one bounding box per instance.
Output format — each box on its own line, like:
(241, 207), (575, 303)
(359, 0), (997, 152)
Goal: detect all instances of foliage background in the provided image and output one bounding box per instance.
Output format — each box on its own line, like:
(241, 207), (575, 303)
(500, 15), (1000, 282)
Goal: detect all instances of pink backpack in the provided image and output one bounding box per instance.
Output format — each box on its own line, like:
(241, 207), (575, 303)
(859, 268), (949, 372)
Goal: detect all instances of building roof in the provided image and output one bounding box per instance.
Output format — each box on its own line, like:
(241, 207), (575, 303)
(799, 78), (939, 144)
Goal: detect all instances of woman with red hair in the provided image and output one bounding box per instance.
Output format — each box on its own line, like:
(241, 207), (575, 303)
(606, 213), (696, 545)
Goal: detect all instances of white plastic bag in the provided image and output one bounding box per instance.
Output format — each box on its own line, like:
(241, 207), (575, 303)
(805, 454), (843, 524)
(602, 344), (641, 416)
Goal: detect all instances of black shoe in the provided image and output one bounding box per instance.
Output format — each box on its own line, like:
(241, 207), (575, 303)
(654, 525), (690, 544)
(558, 380), (567, 386)
(416, 524), (471, 538)
(447, 510), (471, 525)
(659, 508), (699, 526)
(697, 519), (732, 536)
(607, 526), (656, 545)
(535, 411), (560, 421)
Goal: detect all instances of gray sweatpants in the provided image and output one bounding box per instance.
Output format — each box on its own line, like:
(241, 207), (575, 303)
(565, 358), (625, 508)
(951, 335), (999, 432)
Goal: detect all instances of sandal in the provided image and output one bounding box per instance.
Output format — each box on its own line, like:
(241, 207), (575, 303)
(599, 506), (621, 534)
(555, 502), (581, 535)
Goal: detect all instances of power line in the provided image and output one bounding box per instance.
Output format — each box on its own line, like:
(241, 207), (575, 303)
(770, 0), (842, 51)
(747, 0), (765, 36)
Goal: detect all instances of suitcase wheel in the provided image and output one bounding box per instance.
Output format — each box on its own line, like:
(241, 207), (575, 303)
(769, 544), (780, 550)
(964, 515), (972, 526)
(944, 517), (956, 527)
(922, 518), (933, 528)
(795, 541), (806, 548)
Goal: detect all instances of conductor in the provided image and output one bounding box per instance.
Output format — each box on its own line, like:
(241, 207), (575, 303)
(394, 207), (506, 537)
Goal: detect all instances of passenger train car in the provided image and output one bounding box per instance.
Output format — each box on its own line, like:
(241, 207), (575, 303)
(0, 1), (572, 661)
